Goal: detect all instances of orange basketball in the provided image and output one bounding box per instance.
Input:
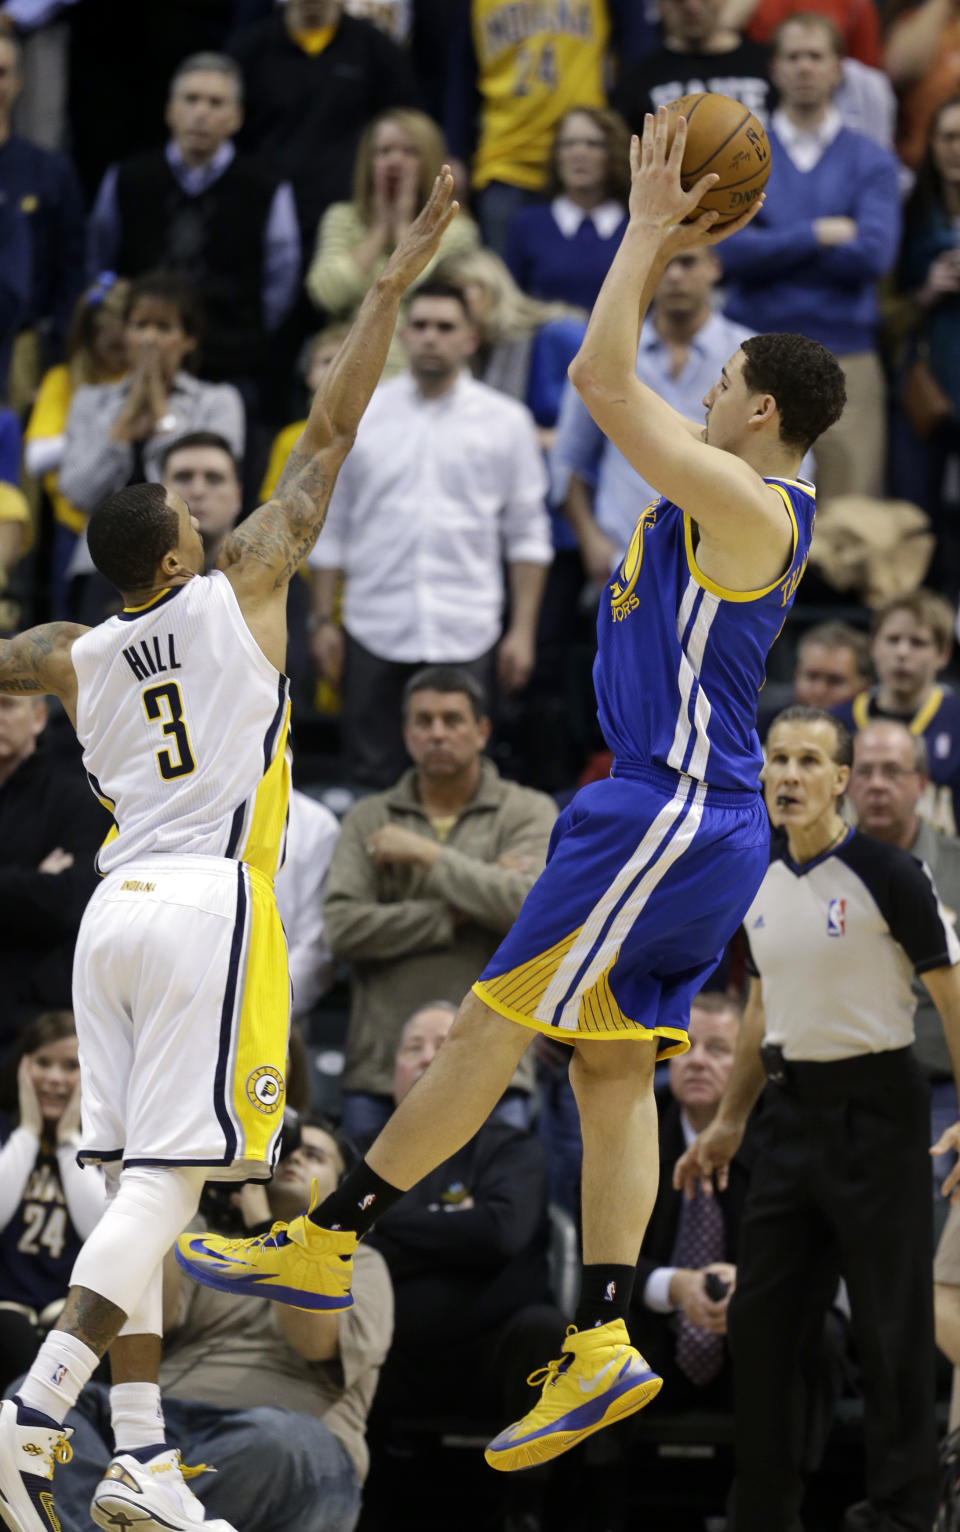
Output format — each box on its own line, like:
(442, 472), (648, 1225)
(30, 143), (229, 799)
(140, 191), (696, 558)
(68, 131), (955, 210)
(663, 92), (770, 224)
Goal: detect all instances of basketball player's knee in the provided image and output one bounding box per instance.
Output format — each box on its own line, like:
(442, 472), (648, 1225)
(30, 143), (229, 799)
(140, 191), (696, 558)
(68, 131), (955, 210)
(115, 1165), (205, 1239)
(570, 1038), (657, 1099)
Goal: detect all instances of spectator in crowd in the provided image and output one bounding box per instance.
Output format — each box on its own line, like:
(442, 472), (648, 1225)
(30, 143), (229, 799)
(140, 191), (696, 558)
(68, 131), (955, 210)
(721, 13), (901, 503)
(161, 428), (318, 712)
(935, 1200), (960, 1436)
(45, 1116), (392, 1532)
(161, 430), (243, 571)
(0, 1011), (103, 1394)
(731, 0), (881, 66)
(23, 272), (129, 616)
(444, 0), (645, 253)
(88, 52), (301, 408)
(833, 589), (960, 836)
(847, 720), (960, 1203)
(631, 992), (748, 1411)
(551, 246), (754, 584)
(306, 109), (478, 380)
(307, 281), (552, 787)
(0, 25), (84, 396)
(677, 704), (960, 1532)
(367, 1001), (562, 1462)
(0, 183), (29, 391)
(892, 95), (960, 590)
(757, 618), (872, 734)
(885, 0), (960, 169)
(504, 108), (630, 312)
(58, 271), (244, 620)
(0, 691), (109, 1057)
(322, 665), (557, 1148)
(275, 787), (341, 1021)
(0, 406), (30, 613)
(229, 0), (420, 249)
(435, 248), (586, 443)
(260, 324), (350, 501)
(614, 0), (774, 133)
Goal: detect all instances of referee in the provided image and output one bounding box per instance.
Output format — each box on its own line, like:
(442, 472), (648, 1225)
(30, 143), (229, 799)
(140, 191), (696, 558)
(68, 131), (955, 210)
(676, 704), (960, 1532)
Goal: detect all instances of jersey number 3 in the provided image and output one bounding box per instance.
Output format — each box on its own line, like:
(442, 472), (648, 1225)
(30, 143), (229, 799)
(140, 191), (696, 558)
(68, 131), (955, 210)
(143, 682), (197, 780)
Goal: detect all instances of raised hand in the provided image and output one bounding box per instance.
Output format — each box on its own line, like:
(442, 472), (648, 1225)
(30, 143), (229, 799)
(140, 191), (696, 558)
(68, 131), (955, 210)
(630, 108), (720, 231)
(17, 1056), (43, 1138)
(382, 167), (458, 292)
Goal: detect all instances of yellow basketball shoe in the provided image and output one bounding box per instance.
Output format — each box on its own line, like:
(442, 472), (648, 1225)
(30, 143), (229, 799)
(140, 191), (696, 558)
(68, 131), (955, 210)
(174, 1183), (356, 1311)
(484, 1320), (662, 1472)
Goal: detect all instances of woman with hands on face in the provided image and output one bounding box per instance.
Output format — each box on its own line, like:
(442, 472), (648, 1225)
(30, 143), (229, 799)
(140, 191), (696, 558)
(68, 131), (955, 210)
(306, 109), (478, 379)
(0, 1012), (105, 1392)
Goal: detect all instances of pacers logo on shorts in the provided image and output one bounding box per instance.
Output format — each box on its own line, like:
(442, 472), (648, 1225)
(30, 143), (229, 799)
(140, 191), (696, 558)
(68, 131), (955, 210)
(610, 501), (658, 622)
(245, 1065), (285, 1115)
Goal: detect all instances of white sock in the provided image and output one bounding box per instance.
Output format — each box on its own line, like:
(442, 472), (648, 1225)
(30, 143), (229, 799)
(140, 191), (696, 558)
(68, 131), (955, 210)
(110, 1382), (165, 1452)
(17, 1331), (99, 1424)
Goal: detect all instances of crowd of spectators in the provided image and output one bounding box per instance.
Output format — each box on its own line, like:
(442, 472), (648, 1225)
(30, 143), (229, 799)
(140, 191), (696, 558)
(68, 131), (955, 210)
(7, 0), (960, 1526)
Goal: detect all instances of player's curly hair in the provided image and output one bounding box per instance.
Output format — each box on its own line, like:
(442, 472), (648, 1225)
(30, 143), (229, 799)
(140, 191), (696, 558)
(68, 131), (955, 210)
(741, 333), (847, 453)
(87, 482), (180, 593)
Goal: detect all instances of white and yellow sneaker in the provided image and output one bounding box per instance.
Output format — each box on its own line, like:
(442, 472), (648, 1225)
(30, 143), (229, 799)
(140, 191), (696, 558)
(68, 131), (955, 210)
(0, 1395), (73, 1532)
(91, 1446), (235, 1531)
(485, 1320), (662, 1472)
(174, 1183), (355, 1311)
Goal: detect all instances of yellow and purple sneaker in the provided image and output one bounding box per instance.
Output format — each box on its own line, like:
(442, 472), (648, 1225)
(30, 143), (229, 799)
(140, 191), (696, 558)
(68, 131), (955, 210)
(485, 1320), (662, 1472)
(174, 1183), (355, 1312)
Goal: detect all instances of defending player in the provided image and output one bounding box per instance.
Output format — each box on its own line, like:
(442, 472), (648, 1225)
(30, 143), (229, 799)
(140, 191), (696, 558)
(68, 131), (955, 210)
(0, 173), (457, 1532)
(178, 111), (847, 1471)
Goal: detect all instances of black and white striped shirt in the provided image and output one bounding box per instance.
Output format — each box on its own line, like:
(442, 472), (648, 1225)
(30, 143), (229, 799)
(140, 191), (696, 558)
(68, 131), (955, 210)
(744, 829), (960, 1062)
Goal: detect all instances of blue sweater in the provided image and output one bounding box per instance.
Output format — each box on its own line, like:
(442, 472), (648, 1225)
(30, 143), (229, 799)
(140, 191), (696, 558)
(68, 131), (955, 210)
(505, 201), (628, 309)
(721, 126), (901, 354)
(0, 136), (85, 363)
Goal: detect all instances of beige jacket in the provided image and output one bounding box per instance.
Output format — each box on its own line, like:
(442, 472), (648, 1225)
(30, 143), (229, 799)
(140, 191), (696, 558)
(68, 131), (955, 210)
(323, 760), (557, 1096)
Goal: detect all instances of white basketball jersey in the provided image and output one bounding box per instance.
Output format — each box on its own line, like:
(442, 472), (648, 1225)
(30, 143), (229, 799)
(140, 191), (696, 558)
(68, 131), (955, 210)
(72, 572), (291, 880)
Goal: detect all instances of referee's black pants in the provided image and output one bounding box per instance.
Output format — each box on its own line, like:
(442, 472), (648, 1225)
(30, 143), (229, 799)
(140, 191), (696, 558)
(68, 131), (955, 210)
(728, 1048), (937, 1532)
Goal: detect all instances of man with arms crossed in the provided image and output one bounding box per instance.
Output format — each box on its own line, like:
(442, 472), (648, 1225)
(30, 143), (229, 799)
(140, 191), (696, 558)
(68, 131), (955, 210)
(180, 110), (846, 1473)
(0, 172), (457, 1532)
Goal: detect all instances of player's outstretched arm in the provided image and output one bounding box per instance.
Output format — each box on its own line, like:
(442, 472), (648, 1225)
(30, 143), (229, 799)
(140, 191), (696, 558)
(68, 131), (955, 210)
(0, 623), (86, 715)
(219, 169), (458, 605)
(568, 111), (786, 565)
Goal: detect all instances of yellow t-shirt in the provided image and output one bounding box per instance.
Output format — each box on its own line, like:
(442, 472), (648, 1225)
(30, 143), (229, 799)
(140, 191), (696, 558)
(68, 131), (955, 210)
(289, 25), (336, 55)
(259, 421), (306, 503)
(471, 0), (609, 191)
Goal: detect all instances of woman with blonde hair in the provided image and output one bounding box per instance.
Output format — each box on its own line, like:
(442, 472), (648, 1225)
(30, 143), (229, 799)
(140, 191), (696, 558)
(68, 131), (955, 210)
(505, 107), (630, 309)
(434, 246), (585, 444)
(24, 273), (130, 615)
(306, 108), (477, 377)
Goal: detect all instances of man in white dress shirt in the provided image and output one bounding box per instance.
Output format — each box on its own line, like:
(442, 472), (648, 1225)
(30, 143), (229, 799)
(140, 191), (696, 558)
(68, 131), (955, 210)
(307, 279), (552, 789)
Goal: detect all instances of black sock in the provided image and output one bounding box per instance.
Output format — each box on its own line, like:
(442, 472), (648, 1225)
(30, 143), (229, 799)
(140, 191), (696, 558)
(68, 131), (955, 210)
(574, 1264), (636, 1331)
(309, 1161), (404, 1238)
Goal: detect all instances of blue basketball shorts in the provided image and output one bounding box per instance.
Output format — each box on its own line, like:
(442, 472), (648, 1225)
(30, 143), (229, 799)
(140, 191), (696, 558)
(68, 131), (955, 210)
(473, 762), (769, 1057)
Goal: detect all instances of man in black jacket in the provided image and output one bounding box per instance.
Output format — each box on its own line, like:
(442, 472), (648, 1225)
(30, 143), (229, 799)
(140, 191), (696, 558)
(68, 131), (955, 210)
(88, 52), (300, 405)
(0, 693), (110, 1056)
(229, 0), (420, 250)
(368, 1000), (563, 1427)
(630, 991), (751, 1409)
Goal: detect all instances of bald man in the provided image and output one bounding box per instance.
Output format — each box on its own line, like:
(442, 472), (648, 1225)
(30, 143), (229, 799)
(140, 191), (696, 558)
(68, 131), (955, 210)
(848, 719), (960, 1199)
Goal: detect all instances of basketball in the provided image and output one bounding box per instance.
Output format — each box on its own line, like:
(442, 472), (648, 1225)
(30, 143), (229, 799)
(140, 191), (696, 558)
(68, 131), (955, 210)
(663, 93), (771, 224)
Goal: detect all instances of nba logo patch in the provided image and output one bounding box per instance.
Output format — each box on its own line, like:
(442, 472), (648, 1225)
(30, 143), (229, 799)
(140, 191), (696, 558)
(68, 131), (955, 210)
(936, 732), (952, 760)
(826, 898), (846, 937)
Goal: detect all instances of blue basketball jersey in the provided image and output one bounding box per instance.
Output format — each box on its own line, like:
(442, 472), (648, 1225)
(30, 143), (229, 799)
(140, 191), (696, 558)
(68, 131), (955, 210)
(594, 478), (816, 792)
(0, 1113), (84, 1311)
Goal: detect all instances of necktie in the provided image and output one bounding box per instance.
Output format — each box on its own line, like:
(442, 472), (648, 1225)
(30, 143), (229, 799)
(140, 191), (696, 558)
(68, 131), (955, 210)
(671, 1183), (726, 1386)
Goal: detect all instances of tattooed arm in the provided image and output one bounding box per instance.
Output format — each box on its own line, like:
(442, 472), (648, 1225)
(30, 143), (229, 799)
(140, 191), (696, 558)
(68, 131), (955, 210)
(0, 623), (87, 723)
(218, 169), (458, 670)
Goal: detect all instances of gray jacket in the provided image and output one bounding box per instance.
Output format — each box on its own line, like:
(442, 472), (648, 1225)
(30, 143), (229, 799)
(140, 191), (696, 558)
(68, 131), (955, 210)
(323, 760), (557, 1097)
(59, 371), (245, 512)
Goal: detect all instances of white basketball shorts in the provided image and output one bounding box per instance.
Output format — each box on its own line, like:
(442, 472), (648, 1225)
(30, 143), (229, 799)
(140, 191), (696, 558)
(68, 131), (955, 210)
(73, 854), (290, 1181)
